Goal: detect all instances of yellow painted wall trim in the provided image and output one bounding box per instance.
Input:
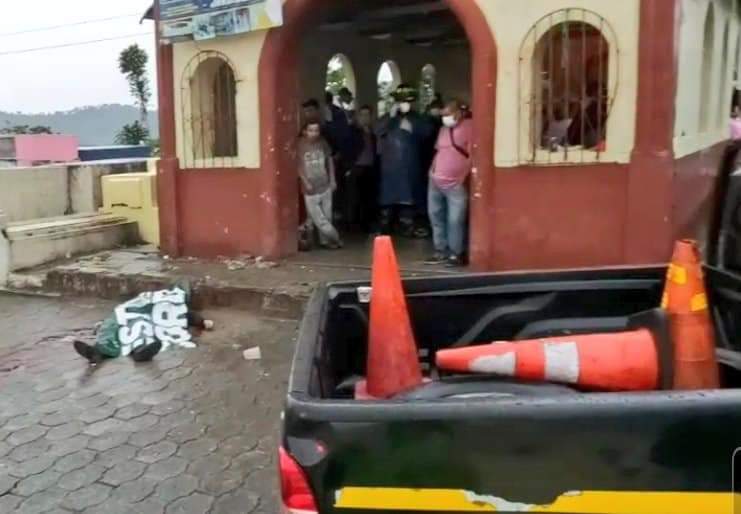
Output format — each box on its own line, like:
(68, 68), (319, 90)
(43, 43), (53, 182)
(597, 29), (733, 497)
(335, 487), (737, 513)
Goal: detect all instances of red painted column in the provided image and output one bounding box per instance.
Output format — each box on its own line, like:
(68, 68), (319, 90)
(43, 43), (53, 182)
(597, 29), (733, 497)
(447, 0), (497, 271)
(625, 0), (679, 263)
(154, 0), (181, 257)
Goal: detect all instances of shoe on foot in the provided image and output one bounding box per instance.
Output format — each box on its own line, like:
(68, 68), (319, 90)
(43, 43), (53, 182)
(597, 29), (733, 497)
(424, 252), (447, 265)
(73, 340), (104, 365)
(414, 227), (431, 239)
(446, 255), (465, 268)
(131, 341), (163, 363)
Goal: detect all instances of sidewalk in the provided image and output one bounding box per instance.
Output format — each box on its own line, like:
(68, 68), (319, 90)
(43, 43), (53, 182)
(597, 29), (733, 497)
(9, 237), (456, 320)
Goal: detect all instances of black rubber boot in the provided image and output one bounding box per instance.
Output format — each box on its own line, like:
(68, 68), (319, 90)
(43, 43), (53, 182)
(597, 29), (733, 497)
(130, 341), (163, 363)
(73, 341), (104, 365)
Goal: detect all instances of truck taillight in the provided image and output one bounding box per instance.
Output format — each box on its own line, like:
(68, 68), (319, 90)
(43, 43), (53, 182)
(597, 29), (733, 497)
(279, 446), (319, 514)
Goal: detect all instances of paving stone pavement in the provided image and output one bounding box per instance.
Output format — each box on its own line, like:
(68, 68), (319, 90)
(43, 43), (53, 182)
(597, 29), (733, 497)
(0, 295), (298, 513)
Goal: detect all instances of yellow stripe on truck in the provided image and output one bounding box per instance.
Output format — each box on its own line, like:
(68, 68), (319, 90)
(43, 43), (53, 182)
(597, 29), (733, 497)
(334, 487), (737, 513)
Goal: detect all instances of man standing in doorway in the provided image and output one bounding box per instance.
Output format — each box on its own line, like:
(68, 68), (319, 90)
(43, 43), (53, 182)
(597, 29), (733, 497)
(426, 100), (473, 267)
(349, 105), (379, 231)
(326, 87), (361, 226)
(378, 84), (433, 237)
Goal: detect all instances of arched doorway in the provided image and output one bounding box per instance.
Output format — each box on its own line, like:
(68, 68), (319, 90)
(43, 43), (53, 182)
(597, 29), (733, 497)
(377, 60), (402, 116)
(326, 53), (357, 97)
(258, 0), (497, 268)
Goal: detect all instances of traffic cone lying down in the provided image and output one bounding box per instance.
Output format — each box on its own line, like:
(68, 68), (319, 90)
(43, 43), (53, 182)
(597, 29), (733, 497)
(661, 240), (720, 390)
(355, 236), (423, 400)
(436, 310), (674, 392)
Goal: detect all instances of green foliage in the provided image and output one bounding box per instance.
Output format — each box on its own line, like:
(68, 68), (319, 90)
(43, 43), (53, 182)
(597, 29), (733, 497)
(0, 124), (53, 135)
(326, 55), (350, 96)
(118, 44), (151, 126)
(115, 121), (149, 146)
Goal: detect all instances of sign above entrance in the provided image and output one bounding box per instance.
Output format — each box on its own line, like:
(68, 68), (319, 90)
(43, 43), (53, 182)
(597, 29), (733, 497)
(160, 0), (283, 42)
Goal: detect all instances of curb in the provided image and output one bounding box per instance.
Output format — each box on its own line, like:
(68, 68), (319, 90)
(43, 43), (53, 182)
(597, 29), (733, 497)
(45, 269), (309, 320)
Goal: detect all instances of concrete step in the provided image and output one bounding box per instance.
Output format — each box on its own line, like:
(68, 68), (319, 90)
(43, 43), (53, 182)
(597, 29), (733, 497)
(7, 213), (139, 271)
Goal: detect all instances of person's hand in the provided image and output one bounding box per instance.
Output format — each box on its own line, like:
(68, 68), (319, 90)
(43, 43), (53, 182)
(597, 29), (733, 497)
(330, 182), (337, 192)
(303, 182), (314, 195)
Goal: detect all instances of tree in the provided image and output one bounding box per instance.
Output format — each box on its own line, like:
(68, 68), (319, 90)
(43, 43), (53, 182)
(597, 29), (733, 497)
(115, 121), (149, 145)
(325, 56), (349, 96)
(29, 125), (53, 135)
(118, 44), (151, 133)
(0, 124), (52, 135)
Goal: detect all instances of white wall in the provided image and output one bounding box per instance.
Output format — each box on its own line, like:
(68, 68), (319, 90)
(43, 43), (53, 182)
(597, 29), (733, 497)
(172, 31), (267, 169)
(0, 161), (149, 223)
(675, 0), (741, 158)
(0, 166), (69, 222)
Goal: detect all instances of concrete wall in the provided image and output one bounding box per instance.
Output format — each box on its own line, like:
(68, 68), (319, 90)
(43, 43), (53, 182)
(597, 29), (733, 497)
(0, 166), (70, 222)
(0, 160), (149, 223)
(674, 0), (740, 158)
(69, 160), (151, 214)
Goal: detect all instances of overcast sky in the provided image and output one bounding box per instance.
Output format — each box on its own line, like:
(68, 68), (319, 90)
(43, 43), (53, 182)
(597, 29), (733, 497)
(0, 0), (157, 113)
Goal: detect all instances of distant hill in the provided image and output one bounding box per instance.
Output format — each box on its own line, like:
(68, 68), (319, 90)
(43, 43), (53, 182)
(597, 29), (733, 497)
(0, 105), (159, 146)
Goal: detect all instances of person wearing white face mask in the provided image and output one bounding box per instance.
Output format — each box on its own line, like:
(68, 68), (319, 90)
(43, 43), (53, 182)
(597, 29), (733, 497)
(426, 99), (473, 267)
(377, 84), (435, 237)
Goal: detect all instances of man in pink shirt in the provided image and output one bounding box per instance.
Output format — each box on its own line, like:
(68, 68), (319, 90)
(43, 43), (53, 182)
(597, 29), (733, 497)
(426, 100), (473, 267)
(731, 107), (741, 140)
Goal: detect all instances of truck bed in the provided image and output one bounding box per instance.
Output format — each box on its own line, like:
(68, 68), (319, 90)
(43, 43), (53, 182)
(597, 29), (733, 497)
(283, 266), (741, 513)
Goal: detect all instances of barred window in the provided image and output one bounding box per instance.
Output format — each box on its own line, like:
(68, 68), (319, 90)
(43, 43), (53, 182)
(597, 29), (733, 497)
(181, 51), (238, 168)
(519, 10), (618, 164)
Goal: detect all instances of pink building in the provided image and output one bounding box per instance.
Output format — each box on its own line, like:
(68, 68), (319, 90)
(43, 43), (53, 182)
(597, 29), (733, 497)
(0, 135), (79, 167)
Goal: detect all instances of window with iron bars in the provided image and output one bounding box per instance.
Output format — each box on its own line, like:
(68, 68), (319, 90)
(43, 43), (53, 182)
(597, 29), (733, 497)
(519, 10), (618, 164)
(180, 51), (238, 169)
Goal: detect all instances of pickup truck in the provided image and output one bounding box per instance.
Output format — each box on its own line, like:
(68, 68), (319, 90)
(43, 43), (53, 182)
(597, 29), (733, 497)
(279, 145), (741, 514)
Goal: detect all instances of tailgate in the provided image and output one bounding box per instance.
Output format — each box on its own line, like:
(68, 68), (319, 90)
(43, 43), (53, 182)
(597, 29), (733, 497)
(287, 393), (741, 513)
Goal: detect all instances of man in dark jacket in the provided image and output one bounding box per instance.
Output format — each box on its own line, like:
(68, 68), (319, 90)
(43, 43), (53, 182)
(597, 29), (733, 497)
(377, 84), (434, 237)
(325, 87), (362, 225)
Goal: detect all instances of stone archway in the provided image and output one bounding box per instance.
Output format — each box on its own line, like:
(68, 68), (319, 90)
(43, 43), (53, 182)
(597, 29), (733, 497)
(257, 0), (498, 268)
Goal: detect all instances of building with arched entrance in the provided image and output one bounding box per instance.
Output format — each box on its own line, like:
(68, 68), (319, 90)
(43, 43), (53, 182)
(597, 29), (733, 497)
(149, 0), (741, 271)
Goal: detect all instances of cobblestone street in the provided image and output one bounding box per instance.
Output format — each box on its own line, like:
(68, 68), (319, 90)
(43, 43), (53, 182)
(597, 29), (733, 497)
(0, 293), (297, 513)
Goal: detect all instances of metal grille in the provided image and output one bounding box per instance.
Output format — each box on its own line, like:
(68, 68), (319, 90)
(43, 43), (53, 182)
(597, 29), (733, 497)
(180, 51), (238, 169)
(519, 9), (618, 164)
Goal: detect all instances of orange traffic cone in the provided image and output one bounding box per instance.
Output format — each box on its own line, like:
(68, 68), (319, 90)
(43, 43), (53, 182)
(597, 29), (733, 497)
(356, 236), (423, 399)
(436, 313), (674, 392)
(662, 240), (720, 389)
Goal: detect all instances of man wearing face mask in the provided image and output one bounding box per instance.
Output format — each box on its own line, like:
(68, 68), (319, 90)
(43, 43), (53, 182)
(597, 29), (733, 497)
(377, 84), (434, 237)
(426, 99), (473, 267)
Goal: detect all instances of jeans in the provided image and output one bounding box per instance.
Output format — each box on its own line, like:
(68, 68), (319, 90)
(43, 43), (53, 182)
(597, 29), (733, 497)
(428, 181), (468, 256)
(304, 189), (340, 246)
